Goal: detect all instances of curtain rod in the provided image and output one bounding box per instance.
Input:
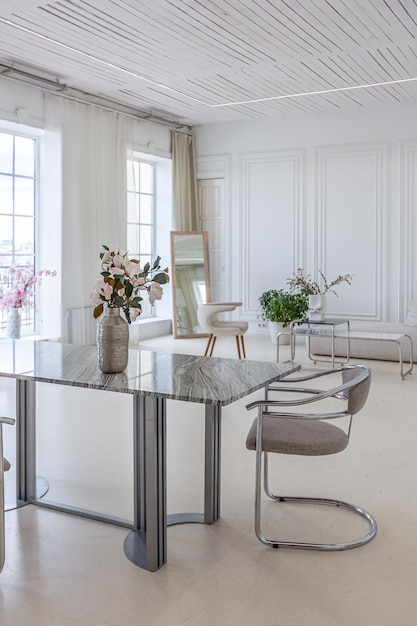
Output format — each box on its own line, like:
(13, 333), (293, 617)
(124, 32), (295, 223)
(0, 65), (192, 134)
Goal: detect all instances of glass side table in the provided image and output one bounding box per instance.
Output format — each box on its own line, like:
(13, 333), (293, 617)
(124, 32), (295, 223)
(289, 318), (350, 368)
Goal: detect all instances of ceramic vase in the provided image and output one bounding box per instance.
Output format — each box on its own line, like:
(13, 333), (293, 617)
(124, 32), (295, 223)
(308, 294), (326, 321)
(7, 307), (22, 339)
(268, 321), (290, 345)
(96, 306), (129, 373)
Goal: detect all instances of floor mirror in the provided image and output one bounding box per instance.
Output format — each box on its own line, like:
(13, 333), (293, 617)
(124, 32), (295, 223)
(170, 231), (211, 338)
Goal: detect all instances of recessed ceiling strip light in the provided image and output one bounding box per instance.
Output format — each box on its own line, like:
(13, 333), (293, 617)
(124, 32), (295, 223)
(1, 16), (417, 108)
(210, 76), (417, 107)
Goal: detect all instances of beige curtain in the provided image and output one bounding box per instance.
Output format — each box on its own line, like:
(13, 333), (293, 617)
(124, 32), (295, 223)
(171, 130), (199, 231)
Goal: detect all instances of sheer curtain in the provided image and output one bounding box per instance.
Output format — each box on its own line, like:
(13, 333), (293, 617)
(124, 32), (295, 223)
(44, 94), (134, 343)
(171, 130), (199, 231)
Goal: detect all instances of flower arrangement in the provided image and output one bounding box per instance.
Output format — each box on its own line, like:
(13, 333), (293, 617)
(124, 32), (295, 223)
(287, 268), (353, 297)
(0, 264), (56, 309)
(90, 245), (169, 323)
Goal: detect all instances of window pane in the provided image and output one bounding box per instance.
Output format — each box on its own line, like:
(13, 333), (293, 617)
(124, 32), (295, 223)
(127, 225), (139, 256)
(0, 216), (13, 253)
(139, 225), (152, 255)
(140, 254), (151, 270)
(14, 178), (34, 215)
(0, 174), (13, 214)
(14, 136), (35, 177)
(127, 160), (139, 191)
(140, 163), (153, 194)
(140, 195), (152, 223)
(15, 216), (34, 254)
(0, 133), (13, 174)
(127, 192), (139, 223)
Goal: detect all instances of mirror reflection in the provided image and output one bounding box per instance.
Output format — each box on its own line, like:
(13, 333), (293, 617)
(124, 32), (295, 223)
(170, 231), (211, 338)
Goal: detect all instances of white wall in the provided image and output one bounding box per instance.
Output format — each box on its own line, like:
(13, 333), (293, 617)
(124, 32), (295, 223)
(194, 101), (417, 328)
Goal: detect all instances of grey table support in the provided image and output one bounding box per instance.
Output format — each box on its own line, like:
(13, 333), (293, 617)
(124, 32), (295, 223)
(125, 395), (167, 572)
(124, 399), (222, 571)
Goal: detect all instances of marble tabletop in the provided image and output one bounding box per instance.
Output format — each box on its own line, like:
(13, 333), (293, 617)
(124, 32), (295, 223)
(0, 339), (299, 405)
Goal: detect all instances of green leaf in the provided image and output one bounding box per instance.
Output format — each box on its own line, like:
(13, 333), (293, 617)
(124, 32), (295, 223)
(152, 272), (168, 284)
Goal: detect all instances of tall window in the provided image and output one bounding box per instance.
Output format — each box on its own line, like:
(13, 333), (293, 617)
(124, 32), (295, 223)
(0, 130), (37, 333)
(127, 158), (155, 317)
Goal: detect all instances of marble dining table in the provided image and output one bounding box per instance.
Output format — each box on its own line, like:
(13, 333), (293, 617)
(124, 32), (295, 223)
(0, 338), (299, 571)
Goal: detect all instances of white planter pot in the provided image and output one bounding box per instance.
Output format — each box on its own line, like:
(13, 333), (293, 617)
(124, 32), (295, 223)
(268, 321), (290, 345)
(308, 294), (326, 321)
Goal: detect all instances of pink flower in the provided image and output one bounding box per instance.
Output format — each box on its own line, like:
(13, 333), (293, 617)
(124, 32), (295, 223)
(129, 308), (140, 322)
(110, 266), (125, 276)
(148, 283), (163, 305)
(90, 280), (112, 303)
(0, 264), (56, 310)
(125, 261), (140, 278)
(112, 254), (124, 269)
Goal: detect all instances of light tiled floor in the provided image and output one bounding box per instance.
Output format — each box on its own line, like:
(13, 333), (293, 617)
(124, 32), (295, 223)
(1, 333), (416, 626)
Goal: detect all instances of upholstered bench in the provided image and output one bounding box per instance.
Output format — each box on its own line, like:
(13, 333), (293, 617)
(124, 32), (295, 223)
(310, 330), (413, 379)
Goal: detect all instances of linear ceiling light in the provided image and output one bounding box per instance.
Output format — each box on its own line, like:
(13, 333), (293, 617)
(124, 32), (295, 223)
(1, 17), (417, 108)
(0, 65), (65, 91)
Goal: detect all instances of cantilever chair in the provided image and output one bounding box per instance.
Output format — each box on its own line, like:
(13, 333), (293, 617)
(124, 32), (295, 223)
(197, 302), (249, 359)
(245, 364), (377, 550)
(1, 416), (15, 573)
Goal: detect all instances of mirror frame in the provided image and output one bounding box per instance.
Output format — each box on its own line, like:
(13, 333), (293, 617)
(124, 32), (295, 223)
(170, 230), (211, 338)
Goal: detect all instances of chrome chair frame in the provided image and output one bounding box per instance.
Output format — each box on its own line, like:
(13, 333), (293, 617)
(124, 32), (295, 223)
(1, 416), (15, 572)
(246, 364), (377, 551)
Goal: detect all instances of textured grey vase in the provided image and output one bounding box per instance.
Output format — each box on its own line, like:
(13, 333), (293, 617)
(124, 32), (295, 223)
(96, 306), (129, 373)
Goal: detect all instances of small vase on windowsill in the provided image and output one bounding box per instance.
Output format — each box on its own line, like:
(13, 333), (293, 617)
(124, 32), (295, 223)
(7, 307), (22, 339)
(96, 306), (129, 373)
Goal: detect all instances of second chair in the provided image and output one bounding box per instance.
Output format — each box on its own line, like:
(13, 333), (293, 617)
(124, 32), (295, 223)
(245, 364), (377, 551)
(197, 302), (249, 359)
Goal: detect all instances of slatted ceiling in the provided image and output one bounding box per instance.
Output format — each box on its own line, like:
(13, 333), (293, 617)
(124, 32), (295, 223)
(1, 1), (417, 125)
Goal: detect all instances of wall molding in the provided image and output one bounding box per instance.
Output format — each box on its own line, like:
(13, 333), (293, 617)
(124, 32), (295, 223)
(239, 149), (305, 319)
(315, 141), (389, 321)
(400, 139), (417, 320)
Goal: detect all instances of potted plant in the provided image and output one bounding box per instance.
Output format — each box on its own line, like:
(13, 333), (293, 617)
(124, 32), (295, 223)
(287, 268), (352, 321)
(258, 289), (308, 344)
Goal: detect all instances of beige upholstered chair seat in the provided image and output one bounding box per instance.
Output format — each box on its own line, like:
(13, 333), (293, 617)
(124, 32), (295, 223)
(246, 416), (349, 456)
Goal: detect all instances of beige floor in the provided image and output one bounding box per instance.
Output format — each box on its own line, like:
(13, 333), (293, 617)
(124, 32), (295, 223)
(0, 332), (416, 626)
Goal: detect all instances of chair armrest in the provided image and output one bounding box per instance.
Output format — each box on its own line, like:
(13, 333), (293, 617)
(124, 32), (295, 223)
(0, 417), (15, 426)
(255, 409), (349, 420)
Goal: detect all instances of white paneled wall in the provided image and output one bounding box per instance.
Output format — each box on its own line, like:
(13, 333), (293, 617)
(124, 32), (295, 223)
(195, 102), (417, 328)
(315, 142), (388, 320)
(239, 150), (305, 317)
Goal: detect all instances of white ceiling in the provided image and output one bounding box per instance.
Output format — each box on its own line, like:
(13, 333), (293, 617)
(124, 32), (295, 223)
(1, 0), (417, 127)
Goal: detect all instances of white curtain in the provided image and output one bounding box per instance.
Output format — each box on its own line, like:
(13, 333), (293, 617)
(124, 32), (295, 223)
(171, 131), (199, 231)
(44, 94), (134, 343)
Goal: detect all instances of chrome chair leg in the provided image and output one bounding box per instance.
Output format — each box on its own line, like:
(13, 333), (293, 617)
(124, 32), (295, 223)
(254, 451), (377, 551)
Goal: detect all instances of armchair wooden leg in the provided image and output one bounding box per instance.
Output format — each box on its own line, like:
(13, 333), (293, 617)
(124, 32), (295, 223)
(240, 335), (246, 359)
(204, 334), (214, 357)
(209, 335), (217, 356)
(235, 336), (241, 359)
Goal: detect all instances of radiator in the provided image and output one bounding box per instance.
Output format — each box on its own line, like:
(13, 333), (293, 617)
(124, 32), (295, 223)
(65, 306), (97, 345)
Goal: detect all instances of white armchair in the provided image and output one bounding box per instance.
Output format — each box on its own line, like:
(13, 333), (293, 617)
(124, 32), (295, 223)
(197, 302), (249, 359)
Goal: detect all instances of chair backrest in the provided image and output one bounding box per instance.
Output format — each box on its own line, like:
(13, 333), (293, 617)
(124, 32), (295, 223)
(197, 302), (241, 333)
(341, 365), (371, 415)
